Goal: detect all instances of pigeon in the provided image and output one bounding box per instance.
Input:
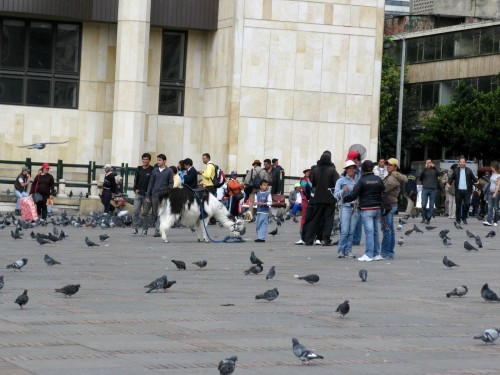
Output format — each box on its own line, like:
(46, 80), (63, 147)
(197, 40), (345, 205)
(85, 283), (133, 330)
(171, 260), (186, 270)
(474, 328), (500, 344)
(55, 284), (80, 297)
(36, 236), (51, 245)
(295, 274), (320, 285)
(481, 283), (500, 302)
(443, 256), (459, 269)
(486, 230), (496, 238)
(244, 264), (263, 275)
(443, 237), (452, 247)
(454, 221), (463, 230)
(99, 234), (109, 242)
(466, 229), (476, 239)
(0, 275), (4, 290)
(464, 240), (478, 252)
(292, 338), (324, 365)
(30, 231), (36, 239)
(250, 251), (263, 265)
(85, 237), (99, 247)
(396, 224), (402, 231)
(11, 230), (21, 240)
(475, 235), (483, 248)
(144, 275), (168, 293)
(446, 285), (468, 298)
(269, 227), (278, 236)
(6, 258), (28, 271)
(52, 226), (59, 236)
(425, 225), (437, 231)
(47, 233), (59, 242)
(399, 218), (407, 225)
(397, 236), (404, 246)
(164, 280), (176, 291)
(218, 356), (237, 375)
(255, 287), (279, 301)
(439, 229), (450, 239)
(79, 191), (83, 199)
(335, 300), (350, 317)
(404, 228), (414, 236)
(17, 141), (68, 149)
(413, 224), (423, 233)
(15, 290), (28, 309)
(359, 269), (367, 282)
(192, 260), (207, 268)
(44, 254), (61, 266)
(266, 266), (275, 280)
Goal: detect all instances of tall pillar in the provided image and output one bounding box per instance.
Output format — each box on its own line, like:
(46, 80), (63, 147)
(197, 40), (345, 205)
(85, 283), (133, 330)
(111, 0), (151, 166)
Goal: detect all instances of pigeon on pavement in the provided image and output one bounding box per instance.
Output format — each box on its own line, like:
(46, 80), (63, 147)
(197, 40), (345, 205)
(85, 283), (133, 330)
(85, 237), (99, 247)
(55, 284), (80, 297)
(144, 275), (168, 293)
(425, 225), (437, 231)
(44, 254), (61, 266)
(475, 235), (483, 248)
(164, 280), (176, 291)
(171, 260), (186, 270)
(218, 356), (237, 375)
(6, 258), (28, 271)
(269, 227), (278, 236)
(466, 229), (476, 239)
(443, 237), (452, 247)
(15, 290), (29, 309)
(255, 287), (279, 301)
(439, 229), (450, 239)
(99, 234), (109, 242)
(486, 230), (496, 238)
(192, 260), (207, 268)
(474, 328), (500, 344)
(47, 233), (59, 242)
(266, 266), (275, 280)
(481, 283), (500, 302)
(250, 251), (264, 265)
(0, 275), (4, 290)
(443, 256), (459, 269)
(295, 274), (320, 284)
(464, 240), (478, 252)
(36, 236), (51, 245)
(404, 228), (414, 236)
(359, 269), (368, 282)
(413, 224), (423, 233)
(292, 338), (324, 365)
(244, 264), (263, 275)
(397, 237), (404, 246)
(446, 285), (468, 297)
(11, 230), (21, 240)
(335, 300), (350, 317)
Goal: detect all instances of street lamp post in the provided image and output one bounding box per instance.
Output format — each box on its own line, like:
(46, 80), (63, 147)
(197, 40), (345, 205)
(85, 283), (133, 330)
(396, 37), (406, 162)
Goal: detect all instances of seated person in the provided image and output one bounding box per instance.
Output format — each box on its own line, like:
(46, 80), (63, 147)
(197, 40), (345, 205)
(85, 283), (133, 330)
(287, 183), (302, 218)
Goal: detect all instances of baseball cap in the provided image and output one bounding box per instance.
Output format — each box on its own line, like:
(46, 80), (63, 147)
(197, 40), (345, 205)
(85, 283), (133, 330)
(344, 160), (356, 169)
(294, 183), (301, 188)
(386, 158), (399, 169)
(346, 150), (360, 161)
(230, 170), (238, 175)
(22, 166), (30, 172)
(42, 163), (50, 169)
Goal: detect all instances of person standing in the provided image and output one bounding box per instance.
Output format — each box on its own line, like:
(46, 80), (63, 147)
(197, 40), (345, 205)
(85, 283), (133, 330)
(404, 167), (417, 218)
(131, 153), (154, 235)
(146, 154), (174, 237)
(14, 166), (31, 215)
(373, 158), (388, 179)
(418, 159), (440, 225)
(343, 160), (384, 262)
(198, 153), (216, 194)
(447, 157), (478, 225)
(303, 151), (339, 246)
(483, 161), (499, 227)
(334, 160), (359, 258)
(182, 158), (198, 189)
(243, 160), (266, 218)
(346, 150), (363, 245)
(255, 179), (272, 242)
(270, 158), (283, 194)
(445, 165), (457, 219)
(101, 164), (118, 214)
(381, 158), (407, 260)
(30, 163), (55, 220)
(171, 166), (182, 188)
(227, 170), (244, 218)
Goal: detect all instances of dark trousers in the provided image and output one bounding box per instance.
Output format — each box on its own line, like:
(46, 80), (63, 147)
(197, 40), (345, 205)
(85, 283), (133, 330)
(101, 189), (114, 214)
(304, 202), (336, 245)
(229, 196), (240, 217)
(455, 189), (471, 222)
(35, 195), (49, 220)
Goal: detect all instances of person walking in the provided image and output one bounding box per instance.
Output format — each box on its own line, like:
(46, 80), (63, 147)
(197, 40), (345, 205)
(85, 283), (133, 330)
(381, 158), (407, 260)
(255, 179), (272, 242)
(445, 164), (457, 219)
(404, 167), (417, 218)
(483, 160), (499, 227)
(418, 159), (440, 225)
(14, 166), (31, 215)
(447, 157), (477, 225)
(131, 153), (154, 236)
(30, 163), (55, 221)
(100, 164), (118, 214)
(343, 160), (384, 262)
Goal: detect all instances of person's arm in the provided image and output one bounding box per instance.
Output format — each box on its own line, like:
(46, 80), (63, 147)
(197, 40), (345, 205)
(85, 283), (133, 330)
(166, 170), (174, 189)
(343, 179), (362, 203)
(133, 168), (140, 193)
(29, 175), (38, 195)
(146, 171), (155, 199)
(493, 176), (500, 198)
(333, 178), (345, 201)
(202, 163), (215, 180)
(266, 193), (273, 206)
(49, 175), (56, 196)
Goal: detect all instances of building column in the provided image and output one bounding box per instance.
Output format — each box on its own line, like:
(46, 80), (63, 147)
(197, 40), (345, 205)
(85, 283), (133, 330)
(111, 0), (151, 166)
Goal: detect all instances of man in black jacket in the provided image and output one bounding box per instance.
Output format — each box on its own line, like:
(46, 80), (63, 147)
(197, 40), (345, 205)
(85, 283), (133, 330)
(447, 157), (478, 225)
(304, 151), (339, 246)
(418, 159), (440, 225)
(182, 158), (198, 189)
(131, 153), (154, 235)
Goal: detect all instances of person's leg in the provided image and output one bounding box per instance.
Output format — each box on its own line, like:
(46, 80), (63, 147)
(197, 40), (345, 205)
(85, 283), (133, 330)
(303, 203), (326, 245)
(249, 192), (256, 217)
(14, 190), (22, 210)
(338, 206), (350, 255)
(291, 203), (302, 216)
(152, 197), (160, 233)
(256, 213), (267, 240)
(462, 191), (471, 221)
(132, 195), (143, 230)
(360, 210), (374, 259)
(142, 198), (151, 232)
(454, 190), (463, 222)
(372, 209), (382, 258)
(353, 216), (362, 245)
(493, 194), (500, 224)
(486, 195), (494, 223)
(40, 197), (48, 220)
(382, 206), (396, 258)
(344, 209), (359, 256)
(300, 199), (308, 228)
(301, 198), (315, 241)
(321, 203), (336, 243)
(421, 188), (429, 221)
(427, 189), (436, 222)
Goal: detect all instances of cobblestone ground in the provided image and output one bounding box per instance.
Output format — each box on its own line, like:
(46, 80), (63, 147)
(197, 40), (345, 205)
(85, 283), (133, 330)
(0, 213), (499, 374)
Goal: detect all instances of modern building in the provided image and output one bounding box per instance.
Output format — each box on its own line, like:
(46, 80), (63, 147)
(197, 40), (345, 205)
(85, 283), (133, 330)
(385, 0), (410, 16)
(411, 0), (500, 19)
(0, 0), (385, 177)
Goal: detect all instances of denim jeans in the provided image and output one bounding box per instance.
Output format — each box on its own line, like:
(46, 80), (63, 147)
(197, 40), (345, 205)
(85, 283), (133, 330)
(353, 216), (362, 244)
(14, 190), (28, 210)
(291, 203), (302, 216)
(256, 213), (269, 240)
(360, 209), (381, 258)
(487, 193), (499, 224)
(133, 194), (151, 230)
(338, 205), (359, 255)
(421, 188), (436, 220)
(381, 205), (398, 258)
(454, 189), (471, 222)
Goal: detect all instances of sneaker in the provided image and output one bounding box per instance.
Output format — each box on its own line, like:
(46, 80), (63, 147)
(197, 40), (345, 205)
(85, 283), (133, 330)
(337, 253), (344, 258)
(153, 231), (161, 237)
(321, 240), (334, 246)
(254, 239), (265, 242)
(358, 254), (373, 262)
(142, 230), (148, 236)
(494, 223), (498, 227)
(344, 253), (356, 259)
(483, 221), (492, 226)
(131, 229), (138, 235)
(314, 239), (322, 246)
(295, 239), (305, 245)
(462, 219), (468, 224)
(373, 255), (383, 261)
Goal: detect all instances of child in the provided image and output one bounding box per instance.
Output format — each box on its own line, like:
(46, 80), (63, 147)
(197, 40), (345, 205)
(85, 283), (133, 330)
(471, 189), (480, 218)
(255, 179), (272, 242)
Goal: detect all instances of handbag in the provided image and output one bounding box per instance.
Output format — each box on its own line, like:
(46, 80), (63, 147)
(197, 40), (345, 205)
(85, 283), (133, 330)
(233, 192), (244, 201)
(271, 194), (286, 208)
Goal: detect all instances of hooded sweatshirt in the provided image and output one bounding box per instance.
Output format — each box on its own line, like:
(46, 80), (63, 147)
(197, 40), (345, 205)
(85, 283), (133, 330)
(383, 171), (407, 206)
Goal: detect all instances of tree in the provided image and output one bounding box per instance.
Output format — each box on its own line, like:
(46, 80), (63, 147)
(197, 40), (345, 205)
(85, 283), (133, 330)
(379, 37), (422, 162)
(419, 80), (500, 162)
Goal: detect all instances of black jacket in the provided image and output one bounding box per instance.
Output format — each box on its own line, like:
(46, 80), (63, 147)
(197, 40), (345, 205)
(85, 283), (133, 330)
(271, 166), (282, 194)
(343, 172), (384, 209)
(448, 166), (477, 192)
(310, 154), (339, 204)
(184, 166), (198, 189)
(133, 165), (154, 195)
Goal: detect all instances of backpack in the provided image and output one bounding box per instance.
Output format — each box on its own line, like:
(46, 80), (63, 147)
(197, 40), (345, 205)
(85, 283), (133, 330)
(251, 169), (262, 189)
(212, 164), (226, 188)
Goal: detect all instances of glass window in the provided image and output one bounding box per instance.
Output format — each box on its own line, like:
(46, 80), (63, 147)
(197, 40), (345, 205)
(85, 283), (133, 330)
(55, 24), (80, 73)
(406, 39), (419, 63)
(28, 21), (52, 70)
(423, 36), (436, 61)
(26, 79), (50, 106)
(441, 33), (454, 59)
(1, 19), (25, 69)
(0, 76), (23, 103)
(480, 28), (494, 54)
(421, 83), (436, 108)
(494, 27), (500, 52)
(159, 88), (183, 116)
(53, 81), (77, 108)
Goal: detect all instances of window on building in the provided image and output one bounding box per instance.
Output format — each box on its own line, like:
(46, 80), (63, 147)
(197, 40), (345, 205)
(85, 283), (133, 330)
(159, 31), (187, 116)
(0, 18), (80, 108)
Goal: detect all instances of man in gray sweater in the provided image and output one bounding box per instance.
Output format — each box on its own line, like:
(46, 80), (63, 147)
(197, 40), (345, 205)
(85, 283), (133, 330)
(146, 154), (173, 237)
(418, 159), (440, 225)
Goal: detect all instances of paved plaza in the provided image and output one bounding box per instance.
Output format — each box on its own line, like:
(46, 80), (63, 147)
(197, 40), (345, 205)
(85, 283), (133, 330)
(0, 213), (499, 374)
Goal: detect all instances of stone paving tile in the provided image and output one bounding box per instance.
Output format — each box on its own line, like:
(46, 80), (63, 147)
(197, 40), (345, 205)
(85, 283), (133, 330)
(0, 214), (499, 374)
